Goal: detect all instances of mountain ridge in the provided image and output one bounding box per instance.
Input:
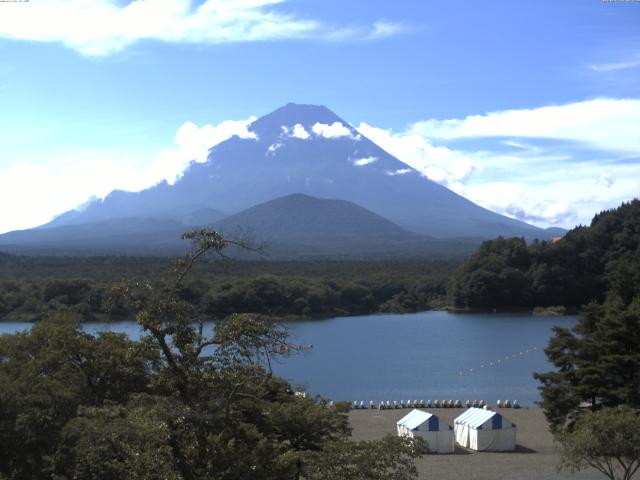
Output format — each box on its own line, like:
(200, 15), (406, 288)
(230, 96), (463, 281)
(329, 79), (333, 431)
(0, 103), (564, 256)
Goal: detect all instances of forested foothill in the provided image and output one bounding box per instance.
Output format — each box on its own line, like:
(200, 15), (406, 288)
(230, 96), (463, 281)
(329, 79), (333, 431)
(0, 255), (454, 322)
(449, 200), (640, 311)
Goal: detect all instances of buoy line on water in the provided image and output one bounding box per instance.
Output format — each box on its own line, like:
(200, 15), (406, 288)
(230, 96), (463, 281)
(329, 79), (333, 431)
(457, 346), (540, 376)
(337, 398), (523, 410)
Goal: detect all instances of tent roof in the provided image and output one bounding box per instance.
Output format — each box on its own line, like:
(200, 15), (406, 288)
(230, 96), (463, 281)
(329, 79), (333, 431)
(455, 408), (501, 429)
(397, 409), (432, 430)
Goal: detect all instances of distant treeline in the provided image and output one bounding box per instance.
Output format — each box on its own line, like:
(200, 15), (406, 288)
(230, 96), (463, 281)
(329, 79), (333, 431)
(448, 200), (640, 310)
(3, 200), (637, 321)
(0, 257), (455, 322)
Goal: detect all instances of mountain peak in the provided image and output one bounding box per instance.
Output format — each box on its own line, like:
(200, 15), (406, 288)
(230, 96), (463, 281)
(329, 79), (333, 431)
(214, 192), (413, 246)
(249, 103), (347, 138)
(277, 102), (335, 117)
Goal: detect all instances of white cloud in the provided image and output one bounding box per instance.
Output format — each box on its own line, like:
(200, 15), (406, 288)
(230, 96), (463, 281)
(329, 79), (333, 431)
(0, 115), (256, 233)
(589, 56), (640, 72)
(459, 169), (640, 228)
(290, 123), (310, 140)
(353, 156), (377, 166)
(366, 21), (408, 40)
(385, 168), (412, 176)
(411, 98), (640, 154)
(502, 140), (542, 153)
(463, 182), (579, 226)
(357, 122), (479, 189)
(357, 97), (640, 229)
(0, 0), (406, 56)
(175, 117), (257, 164)
(597, 172), (613, 188)
(123, 116), (258, 184)
(312, 121), (356, 139)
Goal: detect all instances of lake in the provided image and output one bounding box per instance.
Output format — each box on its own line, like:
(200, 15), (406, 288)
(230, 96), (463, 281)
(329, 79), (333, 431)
(0, 311), (575, 405)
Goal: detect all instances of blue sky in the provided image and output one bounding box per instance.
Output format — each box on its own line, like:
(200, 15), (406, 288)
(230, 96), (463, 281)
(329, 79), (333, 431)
(0, 0), (639, 233)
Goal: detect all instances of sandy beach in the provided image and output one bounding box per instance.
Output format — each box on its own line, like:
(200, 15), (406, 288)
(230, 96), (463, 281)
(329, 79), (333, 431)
(349, 407), (603, 480)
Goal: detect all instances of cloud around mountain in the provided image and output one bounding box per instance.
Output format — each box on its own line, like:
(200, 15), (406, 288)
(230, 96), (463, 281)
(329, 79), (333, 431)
(311, 122), (358, 139)
(357, 98), (640, 228)
(282, 122), (358, 140)
(0, 100), (637, 234)
(410, 98), (640, 154)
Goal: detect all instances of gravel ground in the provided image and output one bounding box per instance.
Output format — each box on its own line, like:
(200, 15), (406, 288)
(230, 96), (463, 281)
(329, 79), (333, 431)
(349, 407), (604, 480)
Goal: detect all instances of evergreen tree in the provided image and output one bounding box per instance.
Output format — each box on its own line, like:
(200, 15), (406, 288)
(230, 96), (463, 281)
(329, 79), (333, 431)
(535, 294), (640, 432)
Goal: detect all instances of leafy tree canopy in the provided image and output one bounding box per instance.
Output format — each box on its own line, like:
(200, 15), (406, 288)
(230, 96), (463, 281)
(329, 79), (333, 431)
(558, 406), (640, 480)
(0, 230), (425, 479)
(449, 200), (640, 310)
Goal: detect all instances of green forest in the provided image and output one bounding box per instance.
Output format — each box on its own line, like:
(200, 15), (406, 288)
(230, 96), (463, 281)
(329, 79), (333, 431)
(0, 256), (454, 322)
(448, 200), (640, 311)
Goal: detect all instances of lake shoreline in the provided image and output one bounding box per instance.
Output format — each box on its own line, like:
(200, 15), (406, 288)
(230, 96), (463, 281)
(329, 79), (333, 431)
(0, 305), (579, 325)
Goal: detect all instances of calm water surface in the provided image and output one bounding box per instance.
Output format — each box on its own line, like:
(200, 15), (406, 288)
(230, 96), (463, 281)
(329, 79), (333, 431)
(0, 311), (575, 405)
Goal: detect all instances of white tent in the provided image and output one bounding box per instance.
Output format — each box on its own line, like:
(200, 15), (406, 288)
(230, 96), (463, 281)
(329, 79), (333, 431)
(396, 409), (454, 454)
(454, 408), (516, 451)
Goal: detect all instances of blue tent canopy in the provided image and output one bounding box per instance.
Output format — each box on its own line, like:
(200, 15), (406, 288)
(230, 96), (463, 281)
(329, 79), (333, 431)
(397, 409), (440, 432)
(454, 408), (506, 430)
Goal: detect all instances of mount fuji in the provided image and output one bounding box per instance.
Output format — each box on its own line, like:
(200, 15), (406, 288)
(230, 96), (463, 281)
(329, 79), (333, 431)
(0, 103), (559, 256)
